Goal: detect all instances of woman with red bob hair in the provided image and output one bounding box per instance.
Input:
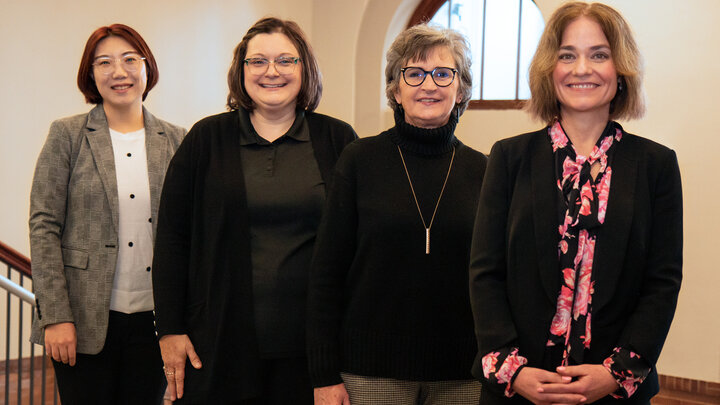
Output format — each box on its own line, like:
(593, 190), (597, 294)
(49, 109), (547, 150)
(29, 24), (185, 404)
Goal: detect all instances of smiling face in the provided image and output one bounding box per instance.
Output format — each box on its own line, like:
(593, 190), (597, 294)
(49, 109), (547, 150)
(394, 46), (460, 129)
(553, 16), (618, 120)
(93, 36), (147, 111)
(243, 32), (302, 115)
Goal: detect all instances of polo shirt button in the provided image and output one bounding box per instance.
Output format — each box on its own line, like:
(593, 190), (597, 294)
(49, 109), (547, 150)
(146, 267), (151, 272)
(127, 153), (132, 157)
(128, 242), (134, 247)
(130, 194), (135, 199)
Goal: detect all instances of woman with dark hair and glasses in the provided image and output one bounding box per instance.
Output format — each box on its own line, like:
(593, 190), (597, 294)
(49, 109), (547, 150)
(151, 17), (356, 404)
(306, 24), (486, 405)
(29, 24), (185, 404)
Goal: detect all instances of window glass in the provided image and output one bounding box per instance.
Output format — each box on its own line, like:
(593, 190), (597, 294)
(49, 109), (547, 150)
(425, 0), (544, 103)
(518, 0), (545, 99)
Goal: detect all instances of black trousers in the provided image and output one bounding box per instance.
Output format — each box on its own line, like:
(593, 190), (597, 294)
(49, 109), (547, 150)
(176, 356), (313, 405)
(242, 356), (314, 405)
(52, 311), (165, 405)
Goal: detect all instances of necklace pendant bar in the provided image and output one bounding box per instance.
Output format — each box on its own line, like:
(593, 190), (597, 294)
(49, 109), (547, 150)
(425, 228), (430, 254)
(397, 145), (455, 257)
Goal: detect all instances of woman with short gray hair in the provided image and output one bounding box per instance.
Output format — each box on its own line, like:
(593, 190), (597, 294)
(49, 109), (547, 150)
(307, 24), (487, 405)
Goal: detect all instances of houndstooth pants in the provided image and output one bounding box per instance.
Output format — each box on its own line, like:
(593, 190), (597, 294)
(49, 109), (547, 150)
(341, 372), (481, 405)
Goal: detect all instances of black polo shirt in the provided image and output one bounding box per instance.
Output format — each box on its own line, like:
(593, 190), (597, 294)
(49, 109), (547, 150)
(238, 109), (325, 357)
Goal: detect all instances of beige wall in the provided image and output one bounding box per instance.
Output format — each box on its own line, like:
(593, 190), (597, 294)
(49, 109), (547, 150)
(1, 0), (717, 383)
(0, 0), (315, 362)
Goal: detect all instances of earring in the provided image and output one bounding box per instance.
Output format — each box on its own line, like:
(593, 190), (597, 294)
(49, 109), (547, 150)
(617, 77), (623, 92)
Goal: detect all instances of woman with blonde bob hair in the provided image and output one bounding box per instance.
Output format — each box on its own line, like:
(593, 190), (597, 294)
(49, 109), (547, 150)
(527, 1), (645, 123)
(307, 24), (486, 405)
(470, 2), (681, 404)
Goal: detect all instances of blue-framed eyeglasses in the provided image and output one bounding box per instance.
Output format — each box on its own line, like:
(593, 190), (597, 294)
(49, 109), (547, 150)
(400, 67), (458, 87)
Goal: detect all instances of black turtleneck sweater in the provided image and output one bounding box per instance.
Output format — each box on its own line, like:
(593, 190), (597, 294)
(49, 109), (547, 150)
(306, 112), (488, 387)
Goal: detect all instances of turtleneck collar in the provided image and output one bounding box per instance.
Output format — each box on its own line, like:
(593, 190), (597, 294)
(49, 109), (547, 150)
(390, 107), (459, 156)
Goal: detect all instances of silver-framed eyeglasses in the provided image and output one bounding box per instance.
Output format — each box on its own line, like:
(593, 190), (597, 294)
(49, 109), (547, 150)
(92, 53), (146, 75)
(244, 57), (301, 75)
(400, 67), (457, 87)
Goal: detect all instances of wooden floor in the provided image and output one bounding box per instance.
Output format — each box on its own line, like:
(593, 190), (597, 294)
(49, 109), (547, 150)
(2, 360), (719, 405)
(0, 356), (59, 405)
(654, 392), (720, 405)
(653, 375), (720, 405)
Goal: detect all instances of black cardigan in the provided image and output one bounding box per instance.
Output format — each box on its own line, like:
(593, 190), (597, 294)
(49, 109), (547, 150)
(469, 128), (683, 404)
(152, 110), (357, 403)
(306, 127), (488, 387)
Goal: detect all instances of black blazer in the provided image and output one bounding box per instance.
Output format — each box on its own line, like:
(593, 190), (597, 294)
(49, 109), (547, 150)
(152, 110), (357, 403)
(469, 126), (682, 404)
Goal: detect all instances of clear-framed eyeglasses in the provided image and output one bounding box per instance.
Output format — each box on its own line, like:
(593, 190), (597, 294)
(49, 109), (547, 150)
(244, 57), (301, 75)
(92, 53), (146, 75)
(400, 67), (458, 87)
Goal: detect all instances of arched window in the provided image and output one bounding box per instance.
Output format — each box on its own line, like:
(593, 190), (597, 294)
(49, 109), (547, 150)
(409, 0), (545, 110)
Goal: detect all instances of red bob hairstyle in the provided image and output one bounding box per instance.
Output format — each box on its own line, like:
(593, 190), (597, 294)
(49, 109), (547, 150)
(77, 24), (159, 104)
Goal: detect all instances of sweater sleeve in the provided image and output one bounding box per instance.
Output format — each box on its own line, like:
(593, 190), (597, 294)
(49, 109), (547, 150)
(151, 129), (196, 337)
(306, 148), (359, 387)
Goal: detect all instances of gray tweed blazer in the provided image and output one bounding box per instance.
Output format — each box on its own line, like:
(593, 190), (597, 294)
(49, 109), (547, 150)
(29, 104), (186, 354)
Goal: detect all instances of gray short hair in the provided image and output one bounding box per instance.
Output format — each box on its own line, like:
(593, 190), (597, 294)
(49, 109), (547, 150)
(385, 24), (472, 115)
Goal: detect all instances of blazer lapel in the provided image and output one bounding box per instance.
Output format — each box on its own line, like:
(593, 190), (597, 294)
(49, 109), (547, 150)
(143, 107), (169, 238)
(530, 132), (562, 304)
(86, 105), (120, 233)
(592, 133), (637, 311)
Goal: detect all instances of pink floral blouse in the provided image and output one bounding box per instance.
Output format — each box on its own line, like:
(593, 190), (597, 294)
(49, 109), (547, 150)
(481, 122), (650, 399)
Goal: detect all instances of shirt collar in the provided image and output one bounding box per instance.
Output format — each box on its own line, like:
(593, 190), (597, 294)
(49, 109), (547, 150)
(238, 108), (307, 145)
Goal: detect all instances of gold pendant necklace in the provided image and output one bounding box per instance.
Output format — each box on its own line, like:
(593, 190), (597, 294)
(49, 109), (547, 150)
(397, 145), (456, 254)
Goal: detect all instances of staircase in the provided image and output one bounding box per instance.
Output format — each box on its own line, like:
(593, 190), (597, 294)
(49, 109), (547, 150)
(0, 241), (59, 404)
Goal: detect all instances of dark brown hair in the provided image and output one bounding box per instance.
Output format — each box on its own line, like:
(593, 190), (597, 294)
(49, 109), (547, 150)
(77, 24), (158, 104)
(227, 17), (322, 111)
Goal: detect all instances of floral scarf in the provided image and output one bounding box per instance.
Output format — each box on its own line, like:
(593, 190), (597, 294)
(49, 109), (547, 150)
(546, 120), (621, 365)
(481, 122), (650, 399)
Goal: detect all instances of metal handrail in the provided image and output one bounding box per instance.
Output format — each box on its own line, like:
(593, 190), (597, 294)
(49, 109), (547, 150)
(0, 274), (34, 305)
(1, 243), (58, 405)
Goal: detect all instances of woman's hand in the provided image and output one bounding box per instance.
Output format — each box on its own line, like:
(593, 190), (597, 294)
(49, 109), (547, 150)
(159, 334), (202, 401)
(546, 365), (619, 404)
(314, 383), (351, 405)
(512, 366), (586, 405)
(44, 322), (77, 366)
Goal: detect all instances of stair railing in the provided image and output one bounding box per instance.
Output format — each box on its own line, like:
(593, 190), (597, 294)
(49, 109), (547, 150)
(0, 241), (58, 405)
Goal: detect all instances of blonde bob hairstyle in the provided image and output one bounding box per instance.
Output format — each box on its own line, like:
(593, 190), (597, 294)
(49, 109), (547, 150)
(385, 24), (472, 116)
(527, 2), (645, 123)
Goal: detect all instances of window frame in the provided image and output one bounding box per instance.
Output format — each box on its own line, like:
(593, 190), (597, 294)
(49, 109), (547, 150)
(407, 0), (534, 110)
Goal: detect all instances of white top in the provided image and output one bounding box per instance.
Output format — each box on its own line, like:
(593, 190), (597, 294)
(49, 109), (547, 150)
(108, 127), (154, 313)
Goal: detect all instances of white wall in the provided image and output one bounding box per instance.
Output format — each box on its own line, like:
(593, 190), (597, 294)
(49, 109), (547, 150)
(0, 0), (315, 251)
(0, 0), (315, 361)
(1, 0), (718, 384)
(317, 0), (720, 383)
